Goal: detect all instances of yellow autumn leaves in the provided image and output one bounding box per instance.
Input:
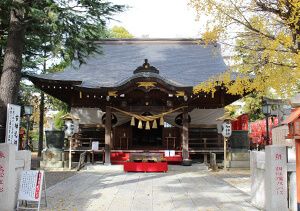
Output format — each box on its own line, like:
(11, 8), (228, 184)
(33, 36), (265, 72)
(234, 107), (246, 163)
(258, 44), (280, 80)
(190, 0), (300, 97)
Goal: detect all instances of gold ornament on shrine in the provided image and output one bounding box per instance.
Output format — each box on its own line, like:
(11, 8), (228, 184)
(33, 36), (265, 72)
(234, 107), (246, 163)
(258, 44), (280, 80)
(136, 82), (157, 89)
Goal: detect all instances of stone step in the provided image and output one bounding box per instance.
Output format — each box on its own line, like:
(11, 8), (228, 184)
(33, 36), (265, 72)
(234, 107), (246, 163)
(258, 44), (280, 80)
(86, 164), (124, 171)
(42, 150), (63, 161)
(228, 152), (250, 161)
(40, 160), (64, 168)
(229, 160), (250, 168)
(169, 163), (208, 171)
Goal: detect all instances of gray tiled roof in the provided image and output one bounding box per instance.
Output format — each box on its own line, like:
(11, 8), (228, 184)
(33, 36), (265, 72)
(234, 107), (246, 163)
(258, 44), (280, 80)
(35, 39), (227, 88)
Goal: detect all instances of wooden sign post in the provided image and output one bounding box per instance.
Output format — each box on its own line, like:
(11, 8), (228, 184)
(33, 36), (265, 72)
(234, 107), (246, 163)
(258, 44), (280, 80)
(222, 121), (232, 170)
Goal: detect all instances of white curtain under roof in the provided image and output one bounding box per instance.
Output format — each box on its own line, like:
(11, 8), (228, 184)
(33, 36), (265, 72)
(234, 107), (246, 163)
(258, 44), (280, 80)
(71, 107), (224, 133)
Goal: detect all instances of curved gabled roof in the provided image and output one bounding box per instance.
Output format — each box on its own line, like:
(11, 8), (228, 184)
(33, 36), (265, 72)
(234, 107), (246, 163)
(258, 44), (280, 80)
(30, 38), (227, 88)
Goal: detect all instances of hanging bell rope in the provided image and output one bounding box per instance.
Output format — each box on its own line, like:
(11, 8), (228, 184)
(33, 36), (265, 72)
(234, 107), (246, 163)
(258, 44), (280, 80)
(109, 106), (187, 122)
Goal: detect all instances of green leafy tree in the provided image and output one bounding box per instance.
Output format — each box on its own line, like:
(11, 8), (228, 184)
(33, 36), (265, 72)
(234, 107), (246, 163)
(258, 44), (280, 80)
(108, 26), (134, 38)
(54, 110), (67, 130)
(0, 0), (125, 147)
(242, 93), (264, 122)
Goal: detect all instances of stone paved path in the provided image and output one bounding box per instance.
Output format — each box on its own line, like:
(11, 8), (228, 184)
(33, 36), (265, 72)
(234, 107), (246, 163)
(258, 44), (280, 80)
(42, 165), (259, 211)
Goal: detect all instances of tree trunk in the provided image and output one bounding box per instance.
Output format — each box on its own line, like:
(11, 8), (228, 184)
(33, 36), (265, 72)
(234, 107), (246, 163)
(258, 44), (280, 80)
(38, 91), (44, 156)
(0, 2), (26, 139)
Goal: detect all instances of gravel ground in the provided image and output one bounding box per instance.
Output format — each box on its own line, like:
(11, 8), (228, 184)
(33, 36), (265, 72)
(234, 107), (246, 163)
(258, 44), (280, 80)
(210, 168), (251, 195)
(45, 171), (77, 188)
(31, 152), (78, 188)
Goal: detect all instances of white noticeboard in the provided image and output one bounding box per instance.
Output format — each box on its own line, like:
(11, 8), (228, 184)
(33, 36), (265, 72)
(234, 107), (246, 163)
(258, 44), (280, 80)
(92, 141), (99, 151)
(5, 104), (21, 150)
(221, 122), (232, 138)
(18, 170), (44, 202)
(169, 150), (175, 157)
(164, 150), (169, 157)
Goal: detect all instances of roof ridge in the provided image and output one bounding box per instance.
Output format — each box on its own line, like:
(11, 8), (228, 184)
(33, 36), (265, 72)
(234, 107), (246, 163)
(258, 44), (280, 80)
(94, 38), (218, 46)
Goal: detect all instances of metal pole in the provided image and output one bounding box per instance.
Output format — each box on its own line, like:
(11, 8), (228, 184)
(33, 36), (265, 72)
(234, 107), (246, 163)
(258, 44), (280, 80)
(224, 137), (227, 170)
(266, 116), (269, 145)
(69, 137), (72, 170)
(25, 115), (30, 150)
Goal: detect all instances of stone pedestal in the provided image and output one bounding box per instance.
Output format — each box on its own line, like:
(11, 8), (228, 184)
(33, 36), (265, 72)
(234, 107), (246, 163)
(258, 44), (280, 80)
(0, 143), (31, 211)
(182, 159), (192, 166)
(250, 151), (265, 209)
(40, 149), (65, 169)
(265, 145), (288, 211)
(228, 150), (250, 168)
(0, 144), (16, 211)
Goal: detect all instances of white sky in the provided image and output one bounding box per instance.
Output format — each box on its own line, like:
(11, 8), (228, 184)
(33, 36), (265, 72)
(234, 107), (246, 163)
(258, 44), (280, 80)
(108, 0), (205, 38)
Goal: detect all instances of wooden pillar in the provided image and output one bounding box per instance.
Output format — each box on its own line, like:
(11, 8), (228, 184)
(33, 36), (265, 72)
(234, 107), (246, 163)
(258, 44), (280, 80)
(224, 137), (227, 170)
(296, 139), (300, 210)
(105, 106), (112, 165)
(182, 108), (191, 165)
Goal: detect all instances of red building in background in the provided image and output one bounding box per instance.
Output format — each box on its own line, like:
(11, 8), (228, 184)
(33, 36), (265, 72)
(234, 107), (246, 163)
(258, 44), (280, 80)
(231, 114), (279, 147)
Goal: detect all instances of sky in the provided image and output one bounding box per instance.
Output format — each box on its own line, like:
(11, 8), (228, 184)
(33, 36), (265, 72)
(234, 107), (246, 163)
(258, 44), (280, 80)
(108, 0), (205, 38)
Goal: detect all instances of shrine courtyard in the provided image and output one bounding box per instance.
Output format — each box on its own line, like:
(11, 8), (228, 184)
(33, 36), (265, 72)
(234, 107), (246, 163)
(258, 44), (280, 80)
(42, 166), (259, 211)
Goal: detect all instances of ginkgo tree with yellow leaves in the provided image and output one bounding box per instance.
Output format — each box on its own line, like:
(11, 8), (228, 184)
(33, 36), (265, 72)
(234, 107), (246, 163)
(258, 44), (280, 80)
(190, 0), (300, 97)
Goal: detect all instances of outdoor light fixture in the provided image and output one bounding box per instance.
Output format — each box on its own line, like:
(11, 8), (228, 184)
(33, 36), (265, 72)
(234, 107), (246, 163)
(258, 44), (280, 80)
(262, 102), (271, 116)
(262, 100), (271, 145)
(24, 105), (33, 116)
(24, 105), (33, 150)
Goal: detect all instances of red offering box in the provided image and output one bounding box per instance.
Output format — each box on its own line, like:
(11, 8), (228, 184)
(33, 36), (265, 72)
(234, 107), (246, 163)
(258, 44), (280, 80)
(124, 162), (168, 172)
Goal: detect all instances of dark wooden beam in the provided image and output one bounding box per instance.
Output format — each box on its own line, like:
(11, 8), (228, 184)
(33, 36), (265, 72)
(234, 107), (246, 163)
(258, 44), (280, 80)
(104, 106), (112, 165)
(182, 107), (190, 163)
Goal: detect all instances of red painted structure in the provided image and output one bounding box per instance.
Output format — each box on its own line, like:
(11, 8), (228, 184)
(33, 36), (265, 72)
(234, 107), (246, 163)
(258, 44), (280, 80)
(282, 108), (300, 210)
(124, 162), (168, 172)
(231, 114), (249, 131)
(110, 151), (182, 165)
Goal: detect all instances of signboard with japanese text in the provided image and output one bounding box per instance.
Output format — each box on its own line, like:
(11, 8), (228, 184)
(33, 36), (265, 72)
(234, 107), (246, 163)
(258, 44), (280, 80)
(18, 170), (44, 202)
(5, 104), (21, 150)
(222, 121), (232, 138)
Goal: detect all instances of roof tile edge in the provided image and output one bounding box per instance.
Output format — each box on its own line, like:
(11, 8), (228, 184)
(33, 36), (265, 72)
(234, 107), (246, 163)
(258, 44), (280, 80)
(94, 38), (217, 46)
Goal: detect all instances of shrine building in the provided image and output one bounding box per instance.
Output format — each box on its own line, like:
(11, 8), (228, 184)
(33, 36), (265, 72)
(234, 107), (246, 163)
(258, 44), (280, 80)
(27, 39), (242, 165)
